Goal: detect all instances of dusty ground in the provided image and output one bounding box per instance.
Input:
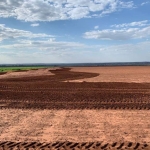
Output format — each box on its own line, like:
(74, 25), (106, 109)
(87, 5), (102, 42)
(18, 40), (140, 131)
(0, 68), (54, 79)
(70, 66), (150, 83)
(0, 67), (150, 149)
(0, 109), (150, 143)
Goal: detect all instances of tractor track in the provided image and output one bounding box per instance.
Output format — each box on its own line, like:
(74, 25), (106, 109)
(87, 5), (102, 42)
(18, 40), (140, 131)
(0, 141), (149, 150)
(0, 68), (150, 110)
(0, 68), (150, 148)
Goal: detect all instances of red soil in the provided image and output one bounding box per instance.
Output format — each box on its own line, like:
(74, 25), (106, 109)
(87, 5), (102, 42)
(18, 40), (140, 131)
(0, 68), (149, 110)
(0, 67), (150, 148)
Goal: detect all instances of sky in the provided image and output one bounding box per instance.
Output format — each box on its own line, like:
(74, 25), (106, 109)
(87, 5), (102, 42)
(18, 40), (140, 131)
(0, 0), (150, 64)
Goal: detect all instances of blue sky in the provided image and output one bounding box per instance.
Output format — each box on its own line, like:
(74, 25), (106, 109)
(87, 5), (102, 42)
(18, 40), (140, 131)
(0, 0), (150, 64)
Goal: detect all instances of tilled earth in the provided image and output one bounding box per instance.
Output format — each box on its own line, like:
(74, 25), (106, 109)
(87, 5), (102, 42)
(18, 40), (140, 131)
(0, 68), (150, 110)
(0, 68), (150, 149)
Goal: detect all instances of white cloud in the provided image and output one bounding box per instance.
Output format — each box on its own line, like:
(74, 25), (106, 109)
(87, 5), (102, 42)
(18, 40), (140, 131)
(84, 25), (150, 40)
(0, 24), (53, 41)
(31, 23), (39, 27)
(67, 7), (90, 19)
(1, 41), (150, 63)
(0, 0), (134, 21)
(98, 41), (150, 62)
(141, 2), (149, 6)
(21, 39), (85, 50)
(111, 20), (149, 28)
(49, 38), (56, 42)
(0, 24), (86, 56)
(0, 38), (86, 54)
(99, 42), (150, 52)
(94, 26), (99, 29)
(0, 37), (89, 63)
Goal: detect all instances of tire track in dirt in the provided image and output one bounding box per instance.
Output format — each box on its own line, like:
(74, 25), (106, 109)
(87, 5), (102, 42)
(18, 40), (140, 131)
(0, 68), (150, 110)
(0, 141), (149, 149)
(0, 68), (150, 148)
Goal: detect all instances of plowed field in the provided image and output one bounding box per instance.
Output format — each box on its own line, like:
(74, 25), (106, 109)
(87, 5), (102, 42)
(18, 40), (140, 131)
(0, 67), (150, 149)
(0, 68), (150, 110)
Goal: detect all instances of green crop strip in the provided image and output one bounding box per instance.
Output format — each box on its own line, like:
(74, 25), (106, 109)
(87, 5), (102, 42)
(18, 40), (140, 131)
(0, 66), (48, 73)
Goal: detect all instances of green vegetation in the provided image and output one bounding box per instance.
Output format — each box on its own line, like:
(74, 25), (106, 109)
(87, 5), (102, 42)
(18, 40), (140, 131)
(0, 66), (47, 73)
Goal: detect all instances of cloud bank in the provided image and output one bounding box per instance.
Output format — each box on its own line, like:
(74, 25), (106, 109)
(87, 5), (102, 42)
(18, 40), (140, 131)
(0, 24), (53, 41)
(84, 23), (150, 40)
(111, 20), (149, 28)
(0, 0), (134, 21)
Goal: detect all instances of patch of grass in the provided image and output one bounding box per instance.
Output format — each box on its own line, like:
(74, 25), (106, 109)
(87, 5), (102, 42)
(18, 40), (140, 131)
(0, 66), (48, 73)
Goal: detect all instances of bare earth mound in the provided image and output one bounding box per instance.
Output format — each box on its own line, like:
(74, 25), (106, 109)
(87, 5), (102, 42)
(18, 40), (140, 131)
(0, 67), (150, 149)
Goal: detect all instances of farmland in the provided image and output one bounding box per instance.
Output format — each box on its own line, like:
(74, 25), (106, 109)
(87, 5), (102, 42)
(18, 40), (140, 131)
(0, 67), (150, 149)
(0, 68), (150, 110)
(0, 66), (48, 73)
